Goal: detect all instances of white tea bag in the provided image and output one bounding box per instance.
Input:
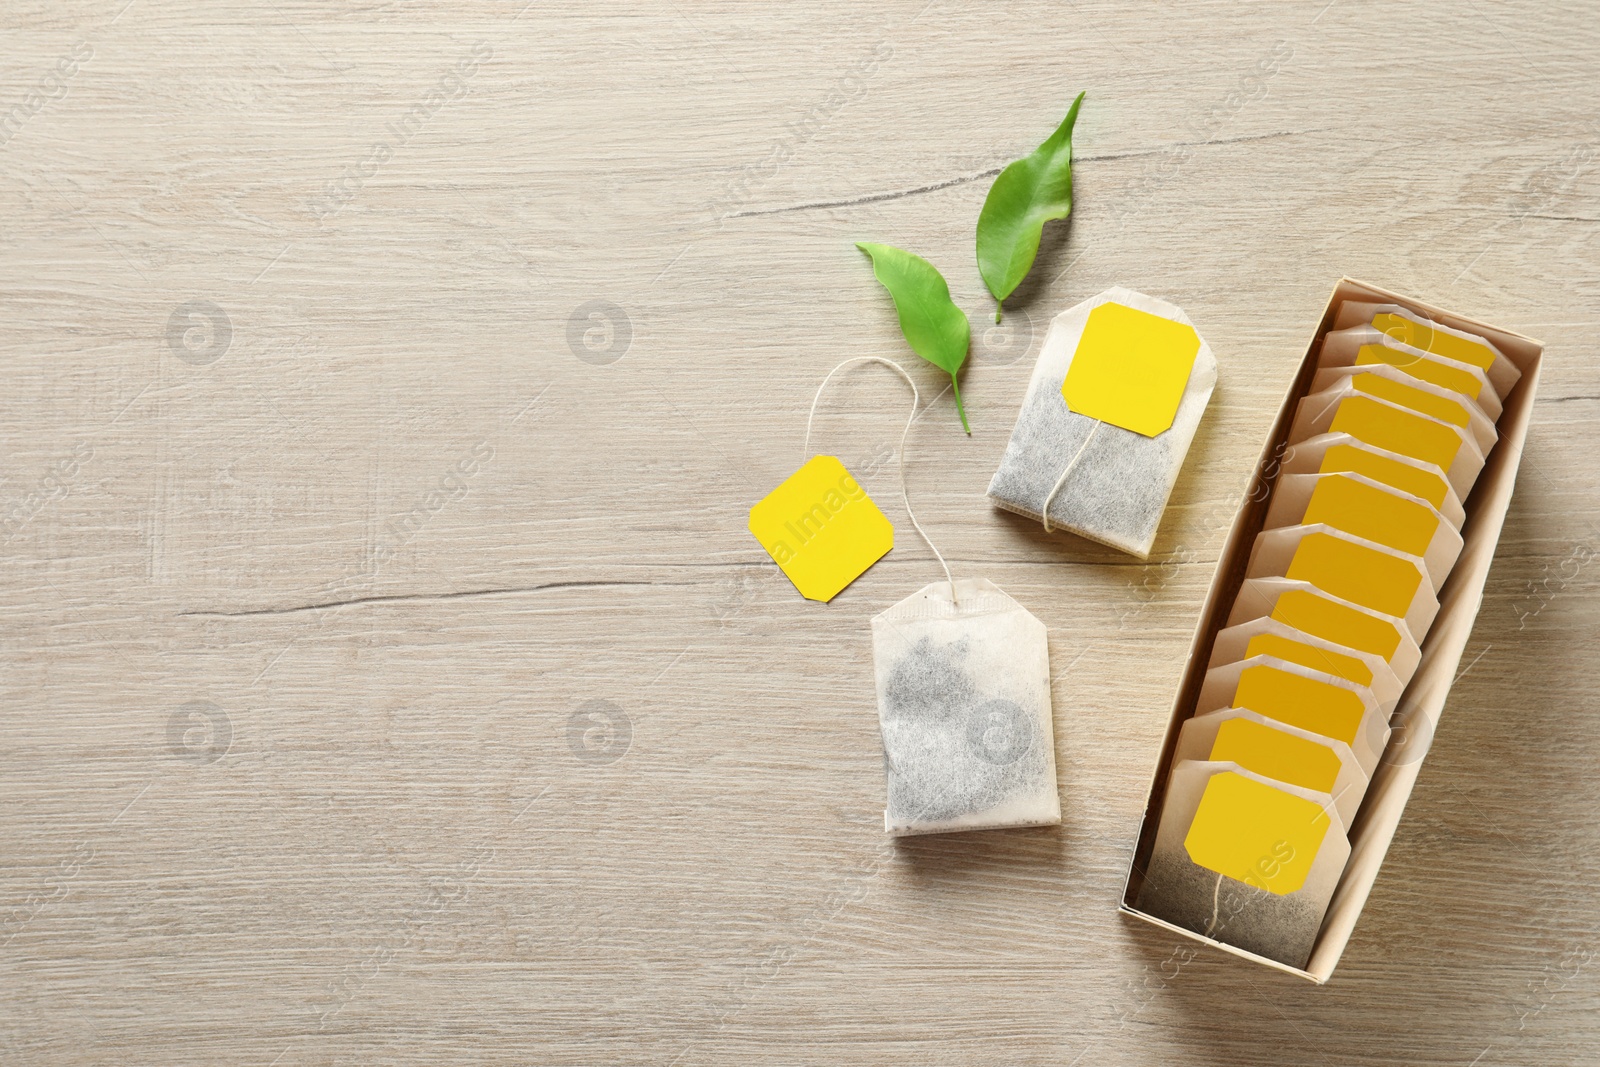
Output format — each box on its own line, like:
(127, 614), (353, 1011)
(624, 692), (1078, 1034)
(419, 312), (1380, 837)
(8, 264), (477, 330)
(1263, 472), (1463, 588)
(1195, 655), (1390, 776)
(1318, 325), (1502, 421)
(1228, 576), (1422, 686)
(1280, 432), (1465, 530)
(1310, 364), (1498, 455)
(1288, 383), (1485, 499)
(1208, 615), (1404, 709)
(782, 358), (1065, 839)
(1331, 301), (1521, 400)
(1173, 708), (1369, 826)
(1136, 760), (1351, 969)
(1246, 524), (1439, 642)
(872, 578), (1061, 836)
(987, 286), (1217, 559)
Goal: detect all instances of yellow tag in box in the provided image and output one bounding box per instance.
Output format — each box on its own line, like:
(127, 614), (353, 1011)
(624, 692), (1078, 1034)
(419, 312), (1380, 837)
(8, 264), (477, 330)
(1355, 344), (1486, 406)
(1244, 630), (1372, 689)
(1174, 708), (1371, 827)
(1373, 312), (1498, 370)
(1315, 324), (1504, 421)
(1209, 716), (1342, 796)
(1333, 395), (1462, 471)
(1184, 770), (1330, 896)
(1290, 385), (1486, 499)
(1286, 530), (1422, 621)
(1208, 615), (1405, 708)
(1330, 300), (1524, 400)
(1247, 525), (1438, 643)
(1227, 575), (1421, 685)
(1196, 655), (1387, 776)
(1313, 367), (1498, 454)
(1271, 586), (1402, 662)
(1263, 472), (1462, 588)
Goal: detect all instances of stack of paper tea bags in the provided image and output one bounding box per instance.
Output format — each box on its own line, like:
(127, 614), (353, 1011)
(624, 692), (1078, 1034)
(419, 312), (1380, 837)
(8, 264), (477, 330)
(1136, 302), (1520, 968)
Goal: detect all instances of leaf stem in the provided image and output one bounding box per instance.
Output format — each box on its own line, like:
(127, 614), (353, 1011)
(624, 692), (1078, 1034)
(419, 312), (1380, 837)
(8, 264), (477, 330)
(994, 302), (1003, 324)
(950, 374), (971, 435)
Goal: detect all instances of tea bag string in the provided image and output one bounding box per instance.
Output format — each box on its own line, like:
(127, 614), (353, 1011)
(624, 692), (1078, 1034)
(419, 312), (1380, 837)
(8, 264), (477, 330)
(1039, 419), (1101, 533)
(802, 356), (956, 602)
(1203, 871), (1224, 938)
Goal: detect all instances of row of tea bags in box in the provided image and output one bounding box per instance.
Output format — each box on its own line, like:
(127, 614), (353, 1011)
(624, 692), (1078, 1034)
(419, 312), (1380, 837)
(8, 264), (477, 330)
(1135, 301), (1520, 968)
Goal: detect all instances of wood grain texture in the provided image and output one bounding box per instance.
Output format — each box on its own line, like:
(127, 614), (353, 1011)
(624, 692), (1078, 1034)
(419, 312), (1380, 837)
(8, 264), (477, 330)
(3, 1), (1599, 1063)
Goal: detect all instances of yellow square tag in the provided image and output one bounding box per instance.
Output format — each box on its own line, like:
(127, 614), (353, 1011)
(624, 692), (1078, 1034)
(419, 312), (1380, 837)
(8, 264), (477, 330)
(748, 455), (894, 603)
(1061, 301), (1201, 437)
(1184, 771), (1330, 895)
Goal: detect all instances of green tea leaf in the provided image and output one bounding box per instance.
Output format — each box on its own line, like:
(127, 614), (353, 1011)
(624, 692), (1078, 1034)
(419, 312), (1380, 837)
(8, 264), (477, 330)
(976, 91), (1086, 322)
(856, 242), (972, 434)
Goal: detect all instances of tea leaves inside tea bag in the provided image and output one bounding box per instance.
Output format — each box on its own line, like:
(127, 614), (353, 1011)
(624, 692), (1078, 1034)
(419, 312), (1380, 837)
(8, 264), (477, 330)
(873, 578), (1060, 836)
(987, 287), (1217, 558)
(1137, 760), (1351, 969)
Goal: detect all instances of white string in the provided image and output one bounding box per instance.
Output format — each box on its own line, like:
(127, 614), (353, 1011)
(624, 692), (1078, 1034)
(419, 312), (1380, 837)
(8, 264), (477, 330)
(802, 356), (956, 602)
(1040, 419), (1100, 533)
(1203, 871), (1224, 937)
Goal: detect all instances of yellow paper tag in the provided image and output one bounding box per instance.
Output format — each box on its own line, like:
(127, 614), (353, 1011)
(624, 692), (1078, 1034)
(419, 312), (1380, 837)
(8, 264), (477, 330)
(1184, 771), (1329, 895)
(748, 455), (893, 603)
(1210, 717), (1343, 796)
(1285, 531), (1422, 620)
(1317, 442), (1449, 510)
(1351, 372), (1470, 428)
(1270, 587), (1403, 661)
(1062, 302), (1200, 437)
(1245, 632), (1373, 687)
(1330, 395), (1462, 472)
(1234, 663), (1366, 747)
(1355, 344), (1483, 400)
(1373, 312), (1497, 371)
(1302, 474), (1440, 558)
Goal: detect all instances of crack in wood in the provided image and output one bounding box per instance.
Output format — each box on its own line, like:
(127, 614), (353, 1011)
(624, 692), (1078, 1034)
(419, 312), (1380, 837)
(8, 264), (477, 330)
(178, 580), (667, 618)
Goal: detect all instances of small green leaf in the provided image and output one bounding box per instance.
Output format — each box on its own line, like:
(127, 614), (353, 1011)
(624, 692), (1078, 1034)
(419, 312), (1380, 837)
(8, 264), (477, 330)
(976, 91), (1086, 322)
(856, 242), (971, 434)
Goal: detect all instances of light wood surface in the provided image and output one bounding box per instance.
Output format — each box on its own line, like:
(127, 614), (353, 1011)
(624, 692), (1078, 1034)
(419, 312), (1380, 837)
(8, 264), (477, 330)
(4, 1), (1599, 1063)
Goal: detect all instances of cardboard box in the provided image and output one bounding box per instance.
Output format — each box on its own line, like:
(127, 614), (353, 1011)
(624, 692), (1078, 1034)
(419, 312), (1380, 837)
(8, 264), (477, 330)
(1118, 278), (1544, 983)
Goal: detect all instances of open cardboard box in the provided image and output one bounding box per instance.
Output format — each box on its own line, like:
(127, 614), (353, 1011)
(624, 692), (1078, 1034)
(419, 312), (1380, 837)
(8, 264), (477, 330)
(1118, 278), (1544, 983)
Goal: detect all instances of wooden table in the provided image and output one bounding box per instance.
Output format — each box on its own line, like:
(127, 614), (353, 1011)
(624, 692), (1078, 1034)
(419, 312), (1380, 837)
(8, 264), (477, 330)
(4, 2), (1598, 1063)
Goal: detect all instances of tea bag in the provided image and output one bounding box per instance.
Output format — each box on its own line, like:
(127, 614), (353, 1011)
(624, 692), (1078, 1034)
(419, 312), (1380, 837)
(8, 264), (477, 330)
(1288, 383), (1485, 499)
(1318, 326), (1502, 422)
(1195, 655), (1389, 775)
(1136, 760), (1351, 969)
(873, 578), (1061, 836)
(766, 357), (1064, 837)
(1229, 576), (1422, 686)
(786, 359), (1064, 836)
(987, 286), (1217, 559)
(1309, 364), (1498, 455)
(1263, 472), (1463, 587)
(1280, 432), (1465, 530)
(1331, 301), (1521, 400)
(1247, 524), (1438, 642)
(1173, 708), (1369, 825)
(1208, 616), (1404, 709)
